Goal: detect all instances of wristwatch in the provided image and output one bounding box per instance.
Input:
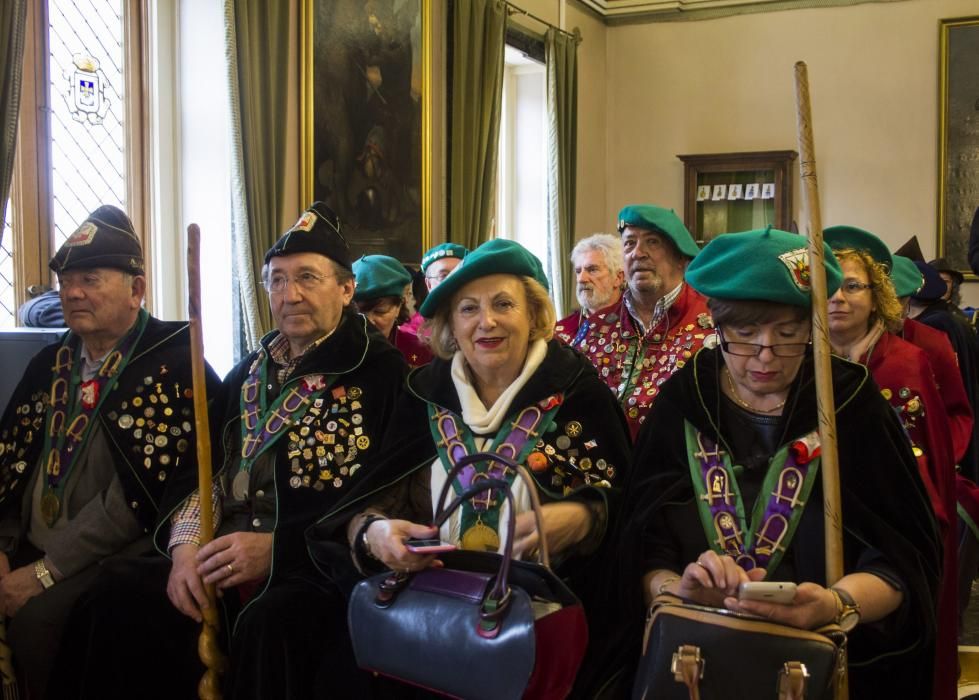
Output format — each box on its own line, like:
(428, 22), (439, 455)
(34, 559), (55, 589)
(830, 587), (860, 631)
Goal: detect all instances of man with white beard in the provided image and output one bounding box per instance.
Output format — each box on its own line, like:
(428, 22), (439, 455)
(555, 233), (624, 349)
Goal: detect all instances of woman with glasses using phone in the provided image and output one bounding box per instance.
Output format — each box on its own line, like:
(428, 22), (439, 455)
(620, 227), (940, 698)
(824, 225), (958, 700)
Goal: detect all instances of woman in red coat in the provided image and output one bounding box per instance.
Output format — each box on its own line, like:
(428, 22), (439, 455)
(825, 225), (957, 700)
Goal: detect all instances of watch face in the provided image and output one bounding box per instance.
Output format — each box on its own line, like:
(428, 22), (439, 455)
(839, 610), (859, 632)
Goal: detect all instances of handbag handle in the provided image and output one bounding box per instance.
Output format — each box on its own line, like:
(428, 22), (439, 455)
(433, 451), (551, 567)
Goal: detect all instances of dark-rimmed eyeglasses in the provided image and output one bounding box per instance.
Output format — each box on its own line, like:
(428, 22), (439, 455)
(717, 329), (811, 357)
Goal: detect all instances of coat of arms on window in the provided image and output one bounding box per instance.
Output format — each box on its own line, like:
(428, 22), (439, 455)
(66, 53), (110, 125)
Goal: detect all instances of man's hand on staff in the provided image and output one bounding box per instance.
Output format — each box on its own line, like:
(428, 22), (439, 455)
(197, 532), (273, 589)
(167, 543), (209, 622)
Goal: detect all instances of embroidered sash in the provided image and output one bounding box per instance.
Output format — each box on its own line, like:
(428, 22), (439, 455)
(235, 349), (336, 495)
(685, 420), (821, 574)
(427, 394), (562, 550)
(39, 308), (149, 526)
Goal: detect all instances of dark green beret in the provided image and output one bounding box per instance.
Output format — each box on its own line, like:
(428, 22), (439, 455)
(49, 205), (144, 275)
(823, 225), (892, 271)
(421, 242), (468, 271)
(616, 205), (700, 259)
(352, 255), (412, 301)
(265, 201), (351, 270)
(419, 239), (549, 318)
(890, 255), (924, 298)
(685, 227), (842, 307)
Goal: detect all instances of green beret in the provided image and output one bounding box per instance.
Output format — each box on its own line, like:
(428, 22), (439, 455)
(823, 225), (892, 271)
(421, 242), (468, 272)
(419, 239), (548, 318)
(890, 255), (924, 298)
(616, 205), (700, 259)
(265, 201), (351, 270)
(686, 227), (842, 307)
(352, 255), (412, 301)
(49, 205), (144, 275)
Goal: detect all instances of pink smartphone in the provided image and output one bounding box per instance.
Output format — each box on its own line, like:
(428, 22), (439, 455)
(404, 538), (457, 554)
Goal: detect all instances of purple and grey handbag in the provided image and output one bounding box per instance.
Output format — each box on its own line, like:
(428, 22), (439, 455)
(347, 453), (588, 700)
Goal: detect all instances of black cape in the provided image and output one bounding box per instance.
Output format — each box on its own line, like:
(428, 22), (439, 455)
(615, 348), (941, 699)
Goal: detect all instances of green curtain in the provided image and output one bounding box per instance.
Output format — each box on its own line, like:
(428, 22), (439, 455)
(226, 0), (290, 346)
(450, 0), (506, 251)
(545, 27), (578, 318)
(0, 0), (27, 249)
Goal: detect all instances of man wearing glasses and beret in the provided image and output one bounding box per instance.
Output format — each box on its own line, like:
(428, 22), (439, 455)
(54, 202), (407, 699)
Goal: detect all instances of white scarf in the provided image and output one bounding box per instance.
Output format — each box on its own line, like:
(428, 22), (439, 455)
(449, 339), (549, 434)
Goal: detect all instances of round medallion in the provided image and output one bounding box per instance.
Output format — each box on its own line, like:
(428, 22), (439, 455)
(347, 387), (363, 400)
(40, 492), (60, 526)
(289, 475), (302, 488)
(154, 435), (167, 448)
(461, 522), (500, 552)
(118, 414), (134, 429)
(555, 435), (571, 450)
(356, 435), (370, 450)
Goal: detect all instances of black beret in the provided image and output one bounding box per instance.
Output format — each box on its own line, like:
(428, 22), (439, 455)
(264, 201), (351, 270)
(49, 205), (144, 275)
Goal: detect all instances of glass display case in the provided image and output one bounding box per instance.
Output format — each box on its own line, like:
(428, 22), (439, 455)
(677, 150), (797, 246)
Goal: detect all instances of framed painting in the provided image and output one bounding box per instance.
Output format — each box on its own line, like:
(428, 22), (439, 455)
(938, 16), (979, 276)
(301, 0), (434, 263)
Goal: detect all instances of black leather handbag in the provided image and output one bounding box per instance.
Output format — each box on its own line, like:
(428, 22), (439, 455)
(347, 453), (588, 700)
(632, 594), (846, 700)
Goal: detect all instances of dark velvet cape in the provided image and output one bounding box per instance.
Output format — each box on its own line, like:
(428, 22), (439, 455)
(0, 315), (221, 552)
(614, 347), (941, 699)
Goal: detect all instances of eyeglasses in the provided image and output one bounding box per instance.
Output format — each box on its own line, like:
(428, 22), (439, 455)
(265, 271), (331, 293)
(425, 270), (452, 282)
(717, 330), (811, 357)
(838, 280), (874, 296)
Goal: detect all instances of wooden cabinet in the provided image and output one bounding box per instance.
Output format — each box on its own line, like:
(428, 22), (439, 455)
(677, 150), (797, 246)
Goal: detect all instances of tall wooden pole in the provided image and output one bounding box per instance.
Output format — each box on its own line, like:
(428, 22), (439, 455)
(187, 224), (225, 699)
(794, 61), (848, 700)
(793, 63), (845, 585)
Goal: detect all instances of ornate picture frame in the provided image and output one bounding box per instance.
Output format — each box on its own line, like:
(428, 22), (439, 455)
(300, 0), (434, 263)
(938, 16), (979, 275)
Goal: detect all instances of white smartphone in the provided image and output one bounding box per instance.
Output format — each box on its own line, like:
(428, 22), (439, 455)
(737, 581), (798, 604)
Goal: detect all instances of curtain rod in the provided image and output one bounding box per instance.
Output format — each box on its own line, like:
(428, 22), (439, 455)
(505, 2), (582, 44)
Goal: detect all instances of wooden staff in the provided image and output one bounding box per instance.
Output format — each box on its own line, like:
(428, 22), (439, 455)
(794, 63), (848, 699)
(793, 60), (844, 586)
(187, 224), (225, 699)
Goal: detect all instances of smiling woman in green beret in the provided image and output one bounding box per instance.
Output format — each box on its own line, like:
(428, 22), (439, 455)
(619, 227), (940, 699)
(323, 239), (632, 694)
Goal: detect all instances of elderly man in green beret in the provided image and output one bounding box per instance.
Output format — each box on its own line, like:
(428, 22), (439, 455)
(0, 205), (219, 698)
(568, 205), (711, 439)
(401, 242), (469, 359)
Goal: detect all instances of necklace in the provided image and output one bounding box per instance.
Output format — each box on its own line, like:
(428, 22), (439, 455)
(724, 368), (787, 414)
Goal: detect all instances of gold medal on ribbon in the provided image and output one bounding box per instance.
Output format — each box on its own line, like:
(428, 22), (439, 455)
(40, 492), (61, 527)
(460, 520), (500, 552)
